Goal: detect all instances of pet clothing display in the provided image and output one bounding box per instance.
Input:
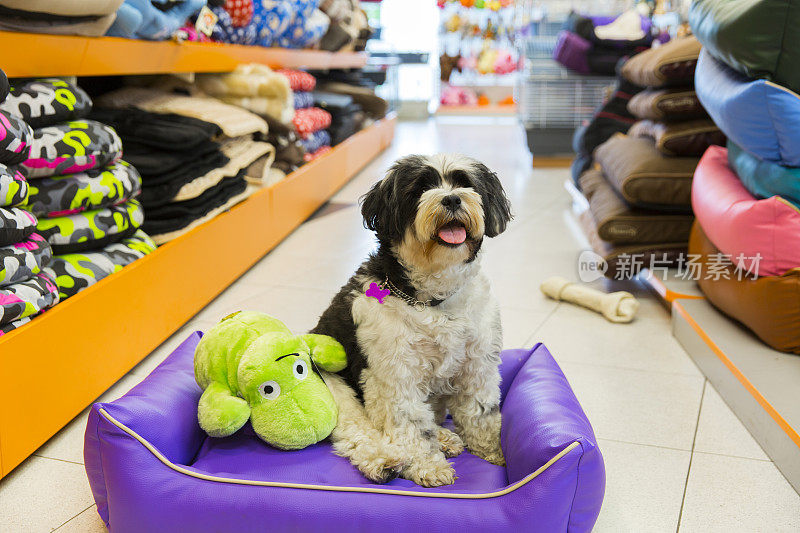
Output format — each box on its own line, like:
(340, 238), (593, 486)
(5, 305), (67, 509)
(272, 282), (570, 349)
(540, 276), (639, 323)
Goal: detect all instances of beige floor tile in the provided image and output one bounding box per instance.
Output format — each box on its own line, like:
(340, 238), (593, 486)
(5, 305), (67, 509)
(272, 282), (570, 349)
(229, 285), (339, 333)
(558, 361), (704, 450)
(693, 384), (770, 461)
(54, 505), (106, 532)
(536, 296), (702, 377)
(0, 457), (95, 532)
(129, 319), (215, 378)
(679, 452), (800, 532)
(594, 439), (690, 533)
(499, 305), (556, 349)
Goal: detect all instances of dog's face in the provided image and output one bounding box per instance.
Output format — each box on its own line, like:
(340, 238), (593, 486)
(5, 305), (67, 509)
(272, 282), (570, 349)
(361, 154), (512, 271)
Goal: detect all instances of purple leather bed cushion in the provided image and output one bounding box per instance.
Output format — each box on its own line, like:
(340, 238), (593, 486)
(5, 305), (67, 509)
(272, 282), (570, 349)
(84, 332), (605, 532)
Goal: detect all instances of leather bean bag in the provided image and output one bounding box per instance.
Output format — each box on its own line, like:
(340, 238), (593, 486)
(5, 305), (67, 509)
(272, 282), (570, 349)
(692, 146), (800, 277)
(22, 120), (123, 179)
(594, 134), (699, 208)
(0, 79), (92, 129)
(690, 223), (800, 354)
(36, 199), (144, 254)
(84, 332), (605, 532)
(628, 119), (725, 156)
(690, 0), (800, 94)
(0, 206), (37, 246)
(46, 229), (155, 300)
(627, 88), (707, 121)
(24, 160), (141, 218)
(0, 271), (59, 326)
(580, 168), (693, 244)
(579, 210), (686, 278)
(727, 141), (800, 209)
(695, 49), (800, 167)
(0, 233), (51, 288)
(0, 164), (28, 208)
(0, 110), (33, 165)
(621, 35), (701, 88)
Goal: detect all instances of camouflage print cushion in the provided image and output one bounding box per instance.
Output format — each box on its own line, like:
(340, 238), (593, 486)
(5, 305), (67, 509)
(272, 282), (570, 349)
(36, 199), (144, 254)
(0, 205), (37, 246)
(0, 314), (33, 336)
(21, 119), (122, 179)
(0, 79), (93, 129)
(0, 271), (59, 326)
(24, 160), (141, 218)
(0, 110), (33, 165)
(0, 163), (28, 207)
(0, 232), (51, 288)
(46, 229), (155, 300)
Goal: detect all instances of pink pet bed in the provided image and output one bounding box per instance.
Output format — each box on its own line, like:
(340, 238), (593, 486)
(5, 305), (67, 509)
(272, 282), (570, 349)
(692, 146), (800, 276)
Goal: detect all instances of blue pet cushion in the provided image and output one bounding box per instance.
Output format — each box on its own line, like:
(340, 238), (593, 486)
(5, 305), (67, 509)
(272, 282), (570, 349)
(727, 141), (800, 210)
(695, 49), (800, 167)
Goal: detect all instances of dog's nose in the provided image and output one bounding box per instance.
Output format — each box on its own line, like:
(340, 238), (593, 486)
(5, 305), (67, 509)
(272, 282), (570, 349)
(441, 195), (462, 211)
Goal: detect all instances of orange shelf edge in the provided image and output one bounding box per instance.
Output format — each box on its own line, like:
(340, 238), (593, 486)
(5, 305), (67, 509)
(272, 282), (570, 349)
(0, 114), (396, 478)
(0, 31), (367, 77)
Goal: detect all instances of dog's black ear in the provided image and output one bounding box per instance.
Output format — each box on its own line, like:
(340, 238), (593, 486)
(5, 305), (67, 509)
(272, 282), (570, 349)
(473, 163), (512, 237)
(361, 178), (392, 235)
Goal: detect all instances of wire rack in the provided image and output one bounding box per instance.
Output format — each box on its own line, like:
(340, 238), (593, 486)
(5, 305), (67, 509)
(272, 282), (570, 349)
(515, 0), (628, 154)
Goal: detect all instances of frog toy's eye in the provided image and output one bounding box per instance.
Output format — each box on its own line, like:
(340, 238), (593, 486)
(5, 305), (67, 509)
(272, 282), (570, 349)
(293, 359), (308, 381)
(258, 381), (281, 400)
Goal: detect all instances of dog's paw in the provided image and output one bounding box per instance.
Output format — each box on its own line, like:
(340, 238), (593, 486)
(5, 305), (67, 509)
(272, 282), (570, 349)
(357, 454), (407, 484)
(472, 447), (505, 466)
(438, 428), (465, 458)
(402, 456), (457, 487)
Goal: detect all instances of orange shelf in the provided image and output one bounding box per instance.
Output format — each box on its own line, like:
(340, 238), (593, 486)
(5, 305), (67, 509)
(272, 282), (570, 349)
(436, 104), (517, 116)
(0, 115), (396, 479)
(0, 31), (367, 77)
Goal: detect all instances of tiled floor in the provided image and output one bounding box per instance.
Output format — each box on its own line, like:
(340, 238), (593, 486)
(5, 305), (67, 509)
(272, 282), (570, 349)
(2, 118), (799, 532)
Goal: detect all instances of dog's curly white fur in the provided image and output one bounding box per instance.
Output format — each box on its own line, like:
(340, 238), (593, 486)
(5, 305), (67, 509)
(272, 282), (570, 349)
(312, 153), (512, 487)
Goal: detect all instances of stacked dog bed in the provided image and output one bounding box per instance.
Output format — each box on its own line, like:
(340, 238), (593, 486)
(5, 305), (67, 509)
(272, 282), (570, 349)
(279, 70), (333, 162)
(554, 10), (653, 76)
(94, 87), (271, 244)
(0, 72), (59, 335)
(687, 0), (800, 354)
(577, 36), (714, 277)
(1, 78), (155, 305)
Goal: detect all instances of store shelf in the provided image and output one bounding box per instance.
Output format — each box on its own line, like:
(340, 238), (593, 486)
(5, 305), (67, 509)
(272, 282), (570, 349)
(436, 104), (517, 116)
(673, 298), (800, 494)
(0, 114), (396, 479)
(0, 31), (367, 77)
(639, 268), (705, 305)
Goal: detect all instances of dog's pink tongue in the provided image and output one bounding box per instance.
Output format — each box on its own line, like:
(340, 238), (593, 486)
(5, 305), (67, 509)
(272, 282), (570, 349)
(438, 225), (467, 244)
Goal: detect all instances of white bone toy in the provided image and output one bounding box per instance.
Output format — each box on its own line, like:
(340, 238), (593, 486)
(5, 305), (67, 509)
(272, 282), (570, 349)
(540, 276), (639, 323)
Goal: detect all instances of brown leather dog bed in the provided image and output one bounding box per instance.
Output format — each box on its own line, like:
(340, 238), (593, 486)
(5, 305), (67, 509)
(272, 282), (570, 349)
(621, 35), (702, 88)
(628, 88), (707, 121)
(628, 119), (726, 156)
(690, 222), (800, 354)
(579, 210), (687, 279)
(580, 168), (694, 244)
(594, 134), (699, 208)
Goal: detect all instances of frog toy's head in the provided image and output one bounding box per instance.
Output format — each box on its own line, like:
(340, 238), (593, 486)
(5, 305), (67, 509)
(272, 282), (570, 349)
(194, 311), (346, 450)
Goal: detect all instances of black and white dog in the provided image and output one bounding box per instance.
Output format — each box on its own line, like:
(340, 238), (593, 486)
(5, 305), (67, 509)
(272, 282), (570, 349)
(311, 154), (512, 487)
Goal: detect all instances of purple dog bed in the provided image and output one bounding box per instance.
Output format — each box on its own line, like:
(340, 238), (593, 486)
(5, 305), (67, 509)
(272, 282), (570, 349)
(84, 333), (605, 532)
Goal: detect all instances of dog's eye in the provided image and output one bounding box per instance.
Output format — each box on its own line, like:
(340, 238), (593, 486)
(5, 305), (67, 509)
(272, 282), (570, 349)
(258, 381), (281, 400)
(293, 360), (308, 381)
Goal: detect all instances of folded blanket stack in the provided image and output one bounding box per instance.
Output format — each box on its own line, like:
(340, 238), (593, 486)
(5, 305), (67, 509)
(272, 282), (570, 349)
(211, 0), (330, 49)
(0, 70), (59, 335)
(94, 87), (272, 244)
(684, 0), (800, 354)
(278, 70), (331, 162)
(554, 10), (654, 76)
(575, 36), (713, 279)
(0, 77), (155, 313)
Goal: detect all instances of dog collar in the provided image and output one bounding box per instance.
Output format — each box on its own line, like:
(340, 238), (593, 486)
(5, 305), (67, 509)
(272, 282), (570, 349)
(380, 276), (445, 311)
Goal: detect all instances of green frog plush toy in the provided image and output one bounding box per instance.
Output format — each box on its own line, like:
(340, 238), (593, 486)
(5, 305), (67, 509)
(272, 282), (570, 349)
(194, 311), (346, 450)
